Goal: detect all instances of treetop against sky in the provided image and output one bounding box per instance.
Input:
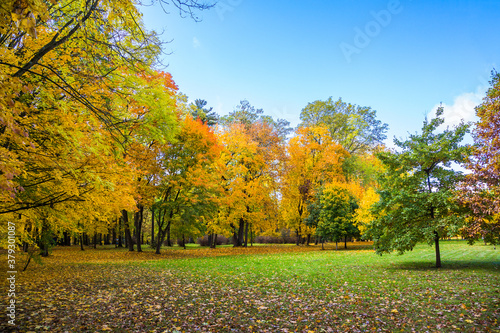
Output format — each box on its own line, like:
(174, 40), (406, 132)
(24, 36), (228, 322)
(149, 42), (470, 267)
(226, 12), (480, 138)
(140, 0), (499, 146)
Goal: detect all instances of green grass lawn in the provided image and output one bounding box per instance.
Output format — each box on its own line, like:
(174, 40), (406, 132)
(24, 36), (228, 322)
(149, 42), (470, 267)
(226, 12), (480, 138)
(2, 240), (498, 332)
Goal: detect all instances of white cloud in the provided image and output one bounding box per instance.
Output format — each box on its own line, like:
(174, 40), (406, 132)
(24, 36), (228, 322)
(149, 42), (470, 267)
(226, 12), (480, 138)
(430, 86), (487, 127)
(192, 37), (201, 49)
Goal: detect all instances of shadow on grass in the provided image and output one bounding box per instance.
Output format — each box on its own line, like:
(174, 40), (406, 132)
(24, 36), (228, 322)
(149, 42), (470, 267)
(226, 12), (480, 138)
(387, 260), (500, 273)
(318, 243), (375, 252)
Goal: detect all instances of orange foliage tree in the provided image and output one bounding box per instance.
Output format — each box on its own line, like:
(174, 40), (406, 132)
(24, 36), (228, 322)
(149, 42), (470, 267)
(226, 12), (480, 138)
(281, 126), (349, 245)
(0, 0), (188, 255)
(153, 116), (222, 254)
(459, 71), (500, 244)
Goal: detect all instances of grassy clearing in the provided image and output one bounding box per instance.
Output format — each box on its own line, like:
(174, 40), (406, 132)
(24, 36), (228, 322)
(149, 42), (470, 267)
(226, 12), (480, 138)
(1, 240), (498, 332)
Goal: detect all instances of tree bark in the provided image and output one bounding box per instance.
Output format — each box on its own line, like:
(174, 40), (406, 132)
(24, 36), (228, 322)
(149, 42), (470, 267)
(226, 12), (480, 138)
(344, 236), (347, 249)
(40, 219), (49, 257)
(434, 230), (441, 268)
(122, 210), (134, 252)
(151, 207), (155, 245)
(117, 218), (123, 248)
(166, 221), (172, 247)
(134, 205), (143, 252)
(156, 227), (166, 254)
(212, 234), (218, 249)
(237, 218), (245, 247)
(244, 222), (249, 247)
(156, 220), (170, 254)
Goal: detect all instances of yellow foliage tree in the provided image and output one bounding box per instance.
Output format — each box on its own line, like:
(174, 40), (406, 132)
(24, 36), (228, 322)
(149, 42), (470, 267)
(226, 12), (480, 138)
(281, 126), (349, 245)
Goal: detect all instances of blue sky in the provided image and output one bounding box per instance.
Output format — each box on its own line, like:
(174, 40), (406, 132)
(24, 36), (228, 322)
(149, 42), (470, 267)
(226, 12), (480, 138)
(139, 0), (499, 146)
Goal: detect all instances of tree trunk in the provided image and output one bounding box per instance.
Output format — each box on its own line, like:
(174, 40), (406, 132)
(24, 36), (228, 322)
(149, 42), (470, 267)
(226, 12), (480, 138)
(156, 223), (169, 255)
(62, 232), (68, 246)
(321, 238), (324, 250)
(93, 233), (97, 249)
(23, 224), (31, 252)
(151, 207), (155, 245)
(122, 210), (134, 252)
(39, 219), (50, 257)
(434, 230), (441, 268)
(208, 233), (213, 248)
(296, 229), (300, 246)
(306, 234), (311, 246)
(135, 205), (143, 252)
(232, 228), (238, 247)
(117, 218), (123, 248)
(335, 241), (338, 250)
(236, 218), (245, 247)
(212, 234), (218, 249)
(80, 234), (84, 251)
(166, 221), (172, 247)
(344, 236), (347, 249)
(244, 222), (249, 247)
(139, 205), (143, 250)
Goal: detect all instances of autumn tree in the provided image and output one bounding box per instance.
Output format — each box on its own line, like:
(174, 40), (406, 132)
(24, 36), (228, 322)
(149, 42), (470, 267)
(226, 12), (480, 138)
(299, 97), (388, 154)
(154, 116), (221, 254)
(354, 187), (381, 236)
(367, 108), (470, 268)
(281, 126), (349, 245)
(0, 0), (209, 253)
(216, 123), (274, 246)
(459, 71), (500, 244)
(213, 100), (291, 246)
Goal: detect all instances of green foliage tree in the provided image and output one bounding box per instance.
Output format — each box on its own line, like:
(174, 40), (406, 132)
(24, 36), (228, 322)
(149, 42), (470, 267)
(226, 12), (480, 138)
(367, 108), (470, 268)
(220, 100), (264, 127)
(191, 99), (219, 126)
(299, 97), (388, 154)
(307, 184), (358, 250)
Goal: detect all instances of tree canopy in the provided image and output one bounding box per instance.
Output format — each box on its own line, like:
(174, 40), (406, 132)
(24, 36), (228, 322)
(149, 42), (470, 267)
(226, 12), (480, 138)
(459, 71), (500, 245)
(367, 108), (470, 267)
(299, 97), (388, 154)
